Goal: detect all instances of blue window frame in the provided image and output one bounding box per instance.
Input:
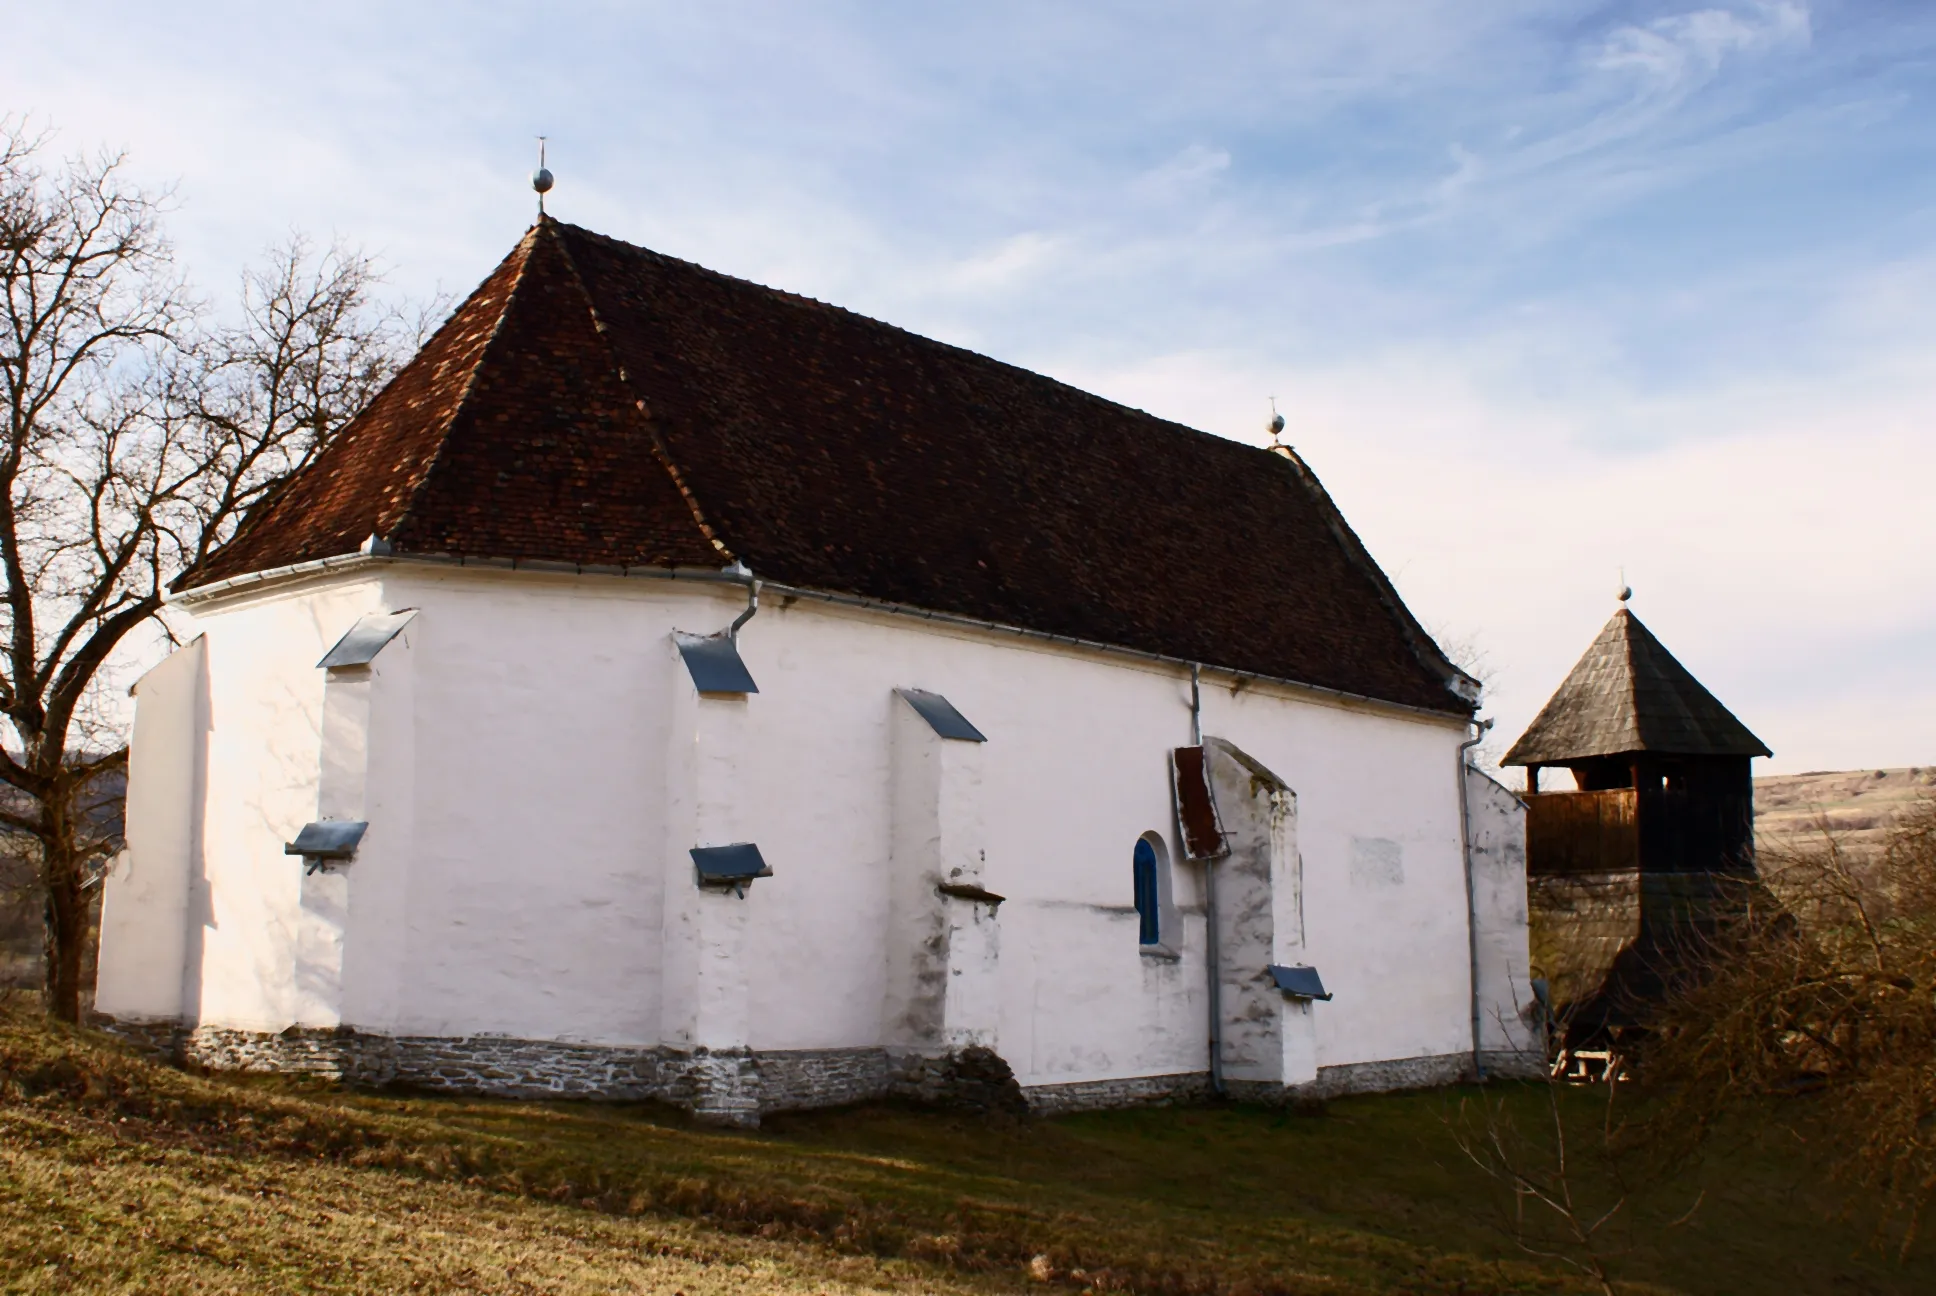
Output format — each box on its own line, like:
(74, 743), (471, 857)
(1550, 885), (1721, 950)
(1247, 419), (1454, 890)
(1133, 838), (1161, 945)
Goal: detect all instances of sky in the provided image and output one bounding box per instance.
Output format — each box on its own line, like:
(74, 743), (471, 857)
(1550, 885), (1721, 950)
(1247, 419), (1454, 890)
(7, 0), (1934, 775)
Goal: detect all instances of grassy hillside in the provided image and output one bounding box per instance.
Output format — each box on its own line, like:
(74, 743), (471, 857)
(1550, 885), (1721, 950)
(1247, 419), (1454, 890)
(1, 1000), (1929, 1295)
(1756, 766), (1935, 862)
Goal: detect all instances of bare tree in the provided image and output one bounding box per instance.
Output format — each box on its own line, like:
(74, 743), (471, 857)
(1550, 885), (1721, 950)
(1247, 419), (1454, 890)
(0, 120), (418, 1021)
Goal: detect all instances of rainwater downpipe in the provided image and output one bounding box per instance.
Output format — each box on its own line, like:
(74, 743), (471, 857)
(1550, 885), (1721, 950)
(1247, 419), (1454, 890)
(1457, 716), (1494, 1082)
(1190, 661), (1203, 746)
(1193, 662), (1227, 1098)
(724, 560), (760, 638)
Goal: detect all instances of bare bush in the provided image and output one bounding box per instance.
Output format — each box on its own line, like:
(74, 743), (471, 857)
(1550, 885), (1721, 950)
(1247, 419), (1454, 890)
(1637, 794), (1936, 1252)
(1448, 1070), (1633, 1296)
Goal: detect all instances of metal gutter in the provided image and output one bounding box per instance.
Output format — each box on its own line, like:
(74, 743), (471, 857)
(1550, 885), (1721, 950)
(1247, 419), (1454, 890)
(1190, 662), (1203, 746)
(165, 550), (391, 605)
(762, 581), (1472, 727)
(165, 549), (758, 607)
(172, 549), (1474, 726)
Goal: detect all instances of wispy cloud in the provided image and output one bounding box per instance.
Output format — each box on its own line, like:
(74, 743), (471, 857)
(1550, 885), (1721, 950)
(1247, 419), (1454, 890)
(1596, 2), (1811, 83)
(1131, 143), (1232, 200)
(8, 0), (1936, 769)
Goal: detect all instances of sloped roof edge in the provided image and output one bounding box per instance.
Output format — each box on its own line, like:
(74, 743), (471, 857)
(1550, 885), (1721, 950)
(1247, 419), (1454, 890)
(1503, 608), (1769, 764)
(176, 230), (541, 591)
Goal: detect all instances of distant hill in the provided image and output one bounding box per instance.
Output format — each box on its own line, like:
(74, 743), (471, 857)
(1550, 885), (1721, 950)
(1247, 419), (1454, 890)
(1755, 766), (1935, 862)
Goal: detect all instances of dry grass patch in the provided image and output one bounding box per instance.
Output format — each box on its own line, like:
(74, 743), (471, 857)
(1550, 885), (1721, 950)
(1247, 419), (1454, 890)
(4, 1000), (1931, 1293)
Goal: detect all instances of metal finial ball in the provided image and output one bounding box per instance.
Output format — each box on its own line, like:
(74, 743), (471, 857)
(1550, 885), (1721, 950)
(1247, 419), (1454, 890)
(1618, 584), (1633, 603)
(1268, 412), (1286, 437)
(532, 167), (554, 195)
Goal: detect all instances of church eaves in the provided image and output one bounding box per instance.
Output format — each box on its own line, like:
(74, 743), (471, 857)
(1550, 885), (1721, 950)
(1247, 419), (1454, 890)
(187, 218), (1472, 717)
(1503, 609), (1770, 765)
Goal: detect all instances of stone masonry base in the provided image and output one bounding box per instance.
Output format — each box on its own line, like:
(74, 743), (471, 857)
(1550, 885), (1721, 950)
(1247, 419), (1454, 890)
(99, 1019), (1540, 1126)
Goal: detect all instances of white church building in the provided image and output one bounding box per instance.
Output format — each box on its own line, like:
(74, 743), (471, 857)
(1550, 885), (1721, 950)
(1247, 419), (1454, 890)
(96, 218), (1536, 1124)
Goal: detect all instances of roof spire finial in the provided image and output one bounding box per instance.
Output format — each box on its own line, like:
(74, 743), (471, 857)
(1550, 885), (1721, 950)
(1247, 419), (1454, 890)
(1267, 396), (1288, 450)
(1617, 567), (1632, 604)
(532, 136), (554, 217)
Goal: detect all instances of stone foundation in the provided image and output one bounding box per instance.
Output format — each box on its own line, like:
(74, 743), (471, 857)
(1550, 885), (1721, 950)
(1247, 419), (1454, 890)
(1479, 1048), (1549, 1081)
(386, 1034), (668, 1099)
(667, 1047), (762, 1127)
(1021, 1071), (1212, 1116)
(1024, 1050), (1533, 1114)
(97, 1016), (187, 1063)
(758, 1047), (893, 1114)
(185, 1024), (385, 1081)
(96, 1019), (1539, 1124)
(97, 1019), (1019, 1126)
(1289, 1050), (1472, 1100)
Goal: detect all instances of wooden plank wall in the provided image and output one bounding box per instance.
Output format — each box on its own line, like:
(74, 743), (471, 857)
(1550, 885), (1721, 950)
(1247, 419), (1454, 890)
(1526, 788), (1638, 876)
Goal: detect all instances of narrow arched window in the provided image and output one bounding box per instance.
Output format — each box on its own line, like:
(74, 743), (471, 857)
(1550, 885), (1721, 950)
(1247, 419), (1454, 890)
(1133, 838), (1161, 945)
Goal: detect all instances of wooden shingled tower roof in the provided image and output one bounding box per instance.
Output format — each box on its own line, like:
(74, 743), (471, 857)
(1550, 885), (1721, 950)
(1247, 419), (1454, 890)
(187, 218), (1473, 716)
(1503, 608), (1770, 765)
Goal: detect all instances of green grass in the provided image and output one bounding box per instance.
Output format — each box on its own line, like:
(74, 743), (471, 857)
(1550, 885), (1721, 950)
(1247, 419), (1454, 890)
(1, 1000), (1926, 1294)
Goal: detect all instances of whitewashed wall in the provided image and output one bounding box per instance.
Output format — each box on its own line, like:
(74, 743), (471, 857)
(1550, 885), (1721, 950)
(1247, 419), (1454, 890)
(146, 578), (388, 1032)
(123, 562), (1493, 1091)
(1466, 767), (1541, 1066)
(1202, 683), (1475, 1072)
(96, 636), (208, 1022)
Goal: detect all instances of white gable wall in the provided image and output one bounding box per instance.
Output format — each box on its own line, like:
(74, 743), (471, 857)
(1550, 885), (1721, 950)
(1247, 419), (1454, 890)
(134, 563), (1485, 1094)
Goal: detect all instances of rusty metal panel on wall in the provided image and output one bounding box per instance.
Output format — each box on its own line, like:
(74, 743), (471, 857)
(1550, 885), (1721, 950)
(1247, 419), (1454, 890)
(1170, 745), (1228, 860)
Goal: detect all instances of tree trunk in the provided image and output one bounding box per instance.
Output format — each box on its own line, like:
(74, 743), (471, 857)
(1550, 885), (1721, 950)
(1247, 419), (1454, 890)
(43, 864), (86, 1022)
(39, 793), (89, 1023)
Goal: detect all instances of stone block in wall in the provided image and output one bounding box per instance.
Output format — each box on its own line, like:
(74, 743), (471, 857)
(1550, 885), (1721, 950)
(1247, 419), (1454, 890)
(1479, 1049), (1548, 1081)
(757, 1047), (892, 1114)
(95, 1016), (187, 1063)
(672, 1047), (761, 1127)
(386, 1036), (665, 1101)
(1287, 1052), (1471, 1101)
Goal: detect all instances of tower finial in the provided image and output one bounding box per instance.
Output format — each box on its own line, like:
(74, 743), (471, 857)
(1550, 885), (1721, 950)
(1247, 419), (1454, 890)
(1267, 395), (1286, 444)
(1618, 567), (1632, 604)
(532, 137), (554, 217)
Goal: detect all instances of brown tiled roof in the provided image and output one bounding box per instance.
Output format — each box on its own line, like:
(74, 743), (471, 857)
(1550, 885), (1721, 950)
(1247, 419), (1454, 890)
(189, 219), (1470, 715)
(1503, 608), (1770, 765)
